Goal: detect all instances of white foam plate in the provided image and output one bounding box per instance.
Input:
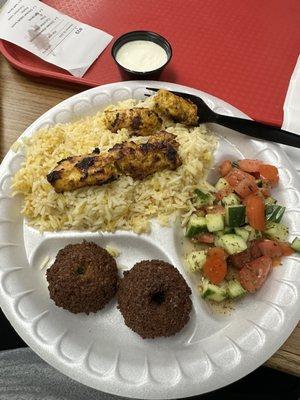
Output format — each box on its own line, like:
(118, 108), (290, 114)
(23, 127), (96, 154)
(0, 81), (299, 399)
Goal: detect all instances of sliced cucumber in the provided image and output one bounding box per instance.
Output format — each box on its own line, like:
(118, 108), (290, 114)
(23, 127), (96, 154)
(225, 205), (246, 227)
(215, 227), (234, 238)
(265, 204), (285, 223)
(215, 177), (230, 191)
(234, 227), (250, 242)
(243, 225), (256, 241)
(218, 234), (248, 255)
(264, 221), (289, 242)
(291, 237), (300, 253)
(200, 279), (227, 302)
(227, 279), (247, 298)
(186, 251), (207, 272)
(206, 214), (224, 232)
(194, 189), (215, 207)
(221, 193), (240, 206)
(224, 226), (234, 234)
(186, 215), (207, 238)
(243, 225), (262, 241)
(215, 230), (223, 238)
(265, 196), (277, 205)
(214, 236), (223, 248)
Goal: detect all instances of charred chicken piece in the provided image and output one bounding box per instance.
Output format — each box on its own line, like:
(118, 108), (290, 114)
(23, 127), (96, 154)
(154, 89), (198, 126)
(46, 149), (119, 193)
(47, 132), (181, 193)
(111, 131), (182, 180)
(103, 108), (162, 136)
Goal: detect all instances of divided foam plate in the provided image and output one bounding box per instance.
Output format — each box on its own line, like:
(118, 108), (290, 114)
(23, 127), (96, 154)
(0, 81), (299, 399)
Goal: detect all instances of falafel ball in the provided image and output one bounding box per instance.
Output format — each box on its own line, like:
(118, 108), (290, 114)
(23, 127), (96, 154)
(46, 242), (118, 314)
(117, 260), (192, 339)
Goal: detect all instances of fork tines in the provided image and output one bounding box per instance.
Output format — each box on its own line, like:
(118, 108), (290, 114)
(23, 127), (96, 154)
(145, 87), (160, 97)
(146, 87), (160, 92)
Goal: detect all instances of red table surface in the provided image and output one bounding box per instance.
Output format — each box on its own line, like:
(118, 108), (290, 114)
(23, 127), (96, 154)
(1, 0), (299, 126)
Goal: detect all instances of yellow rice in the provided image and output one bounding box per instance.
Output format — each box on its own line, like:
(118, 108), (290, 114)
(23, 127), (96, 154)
(12, 98), (217, 233)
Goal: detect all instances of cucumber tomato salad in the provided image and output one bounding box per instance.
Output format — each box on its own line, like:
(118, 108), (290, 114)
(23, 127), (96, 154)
(185, 159), (300, 302)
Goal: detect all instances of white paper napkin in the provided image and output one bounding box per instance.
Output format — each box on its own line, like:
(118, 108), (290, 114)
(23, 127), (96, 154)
(0, 0), (113, 77)
(282, 55), (300, 172)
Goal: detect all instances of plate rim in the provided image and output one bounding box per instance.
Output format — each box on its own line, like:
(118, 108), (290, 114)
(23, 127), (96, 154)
(0, 80), (299, 399)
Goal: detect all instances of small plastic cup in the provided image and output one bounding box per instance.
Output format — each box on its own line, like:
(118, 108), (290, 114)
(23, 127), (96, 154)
(111, 30), (172, 80)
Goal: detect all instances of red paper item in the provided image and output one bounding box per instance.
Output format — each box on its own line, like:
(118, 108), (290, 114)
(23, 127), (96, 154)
(1, 0), (299, 126)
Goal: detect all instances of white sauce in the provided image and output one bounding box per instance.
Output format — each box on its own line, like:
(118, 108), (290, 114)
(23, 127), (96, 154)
(116, 40), (168, 72)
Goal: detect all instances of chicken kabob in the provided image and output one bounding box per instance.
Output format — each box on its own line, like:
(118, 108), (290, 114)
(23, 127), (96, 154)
(47, 132), (181, 193)
(47, 90), (198, 193)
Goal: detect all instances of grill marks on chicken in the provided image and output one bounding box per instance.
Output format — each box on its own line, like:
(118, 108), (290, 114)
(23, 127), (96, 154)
(46, 89), (201, 193)
(103, 108), (162, 136)
(46, 151), (119, 193)
(46, 131), (182, 193)
(112, 131), (181, 180)
(102, 90), (199, 137)
(154, 89), (198, 126)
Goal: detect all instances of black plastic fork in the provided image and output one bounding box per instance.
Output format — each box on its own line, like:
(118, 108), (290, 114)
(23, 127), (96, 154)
(146, 87), (300, 148)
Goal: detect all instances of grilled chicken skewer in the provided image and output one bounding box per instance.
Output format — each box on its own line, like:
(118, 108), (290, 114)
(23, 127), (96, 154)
(47, 131), (182, 193)
(46, 150), (119, 193)
(112, 131), (181, 180)
(103, 108), (162, 136)
(153, 89), (198, 126)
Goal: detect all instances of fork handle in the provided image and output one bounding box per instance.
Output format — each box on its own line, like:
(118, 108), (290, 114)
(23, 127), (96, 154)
(214, 114), (300, 148)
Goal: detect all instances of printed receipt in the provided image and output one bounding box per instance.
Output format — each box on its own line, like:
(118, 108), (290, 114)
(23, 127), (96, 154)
(0, 0), (113, 77)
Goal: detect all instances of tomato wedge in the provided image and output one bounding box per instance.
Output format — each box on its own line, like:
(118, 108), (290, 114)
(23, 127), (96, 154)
(250, 171), (261, 179)
(238, 256), (272, 292)
(208, 247), (228, 259)
(224, 168), (258, 197)
(219, 160), (232, 176)
(228, 248), (251, 269)
(249, 239), (263, 259)
(225, 168), (255, 187)
(203, 255), (227, 285)
(193, 233), (215, 244)
(245, 194), (265, 231)
(258, 164), (279, 187)
(278, 242), (294, 256)
(238, 159), (262, 173)
(258, 240), (283, 258)
(234, 178), (258, 198)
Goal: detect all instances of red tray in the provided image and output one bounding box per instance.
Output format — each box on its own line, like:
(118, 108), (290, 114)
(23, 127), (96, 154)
(1, 0), (299, 126)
